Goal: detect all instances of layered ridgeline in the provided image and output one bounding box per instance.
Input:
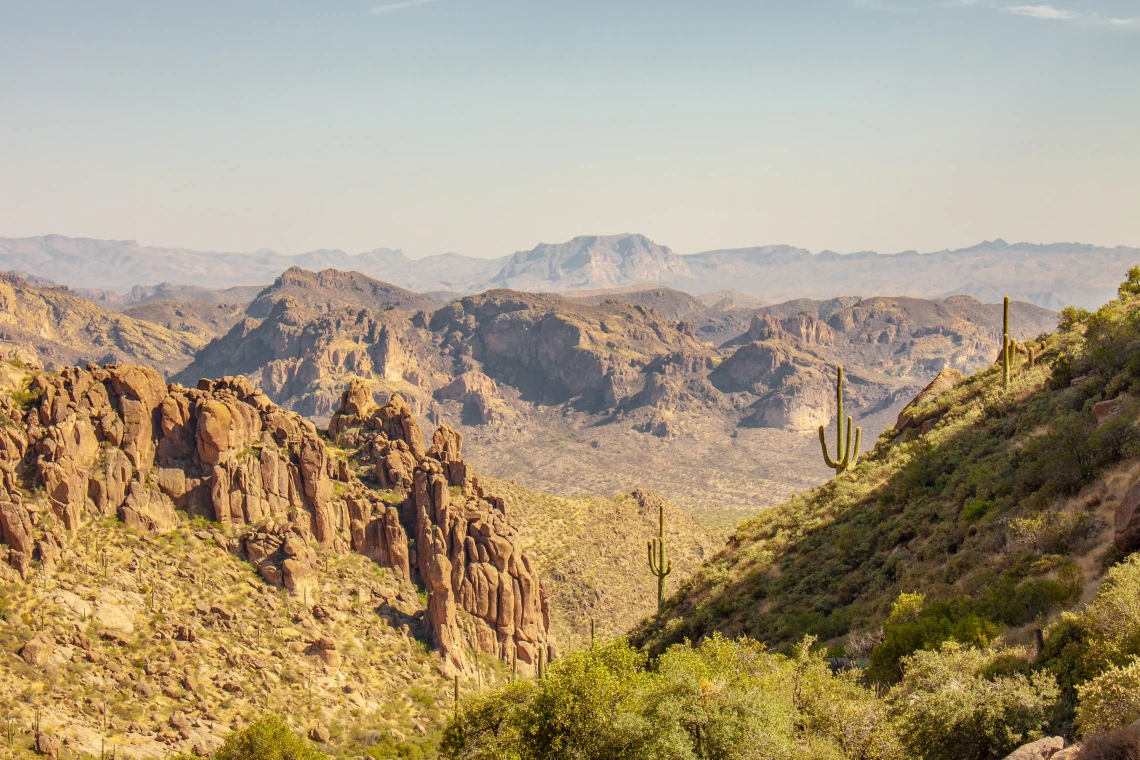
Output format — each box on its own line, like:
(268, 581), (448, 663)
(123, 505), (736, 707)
(436, 277), (1140, 760)
(167, 267), (1055, 521)
(6, 233), (1140, 309)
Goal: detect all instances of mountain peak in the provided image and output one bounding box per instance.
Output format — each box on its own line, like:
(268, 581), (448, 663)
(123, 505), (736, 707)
(492, 233), (691, 291)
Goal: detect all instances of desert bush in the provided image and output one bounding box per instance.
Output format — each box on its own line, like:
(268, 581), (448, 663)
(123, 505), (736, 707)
(172, 715), (324, 760)
(442, 635), (904, 760)
(867, 593), (1002, 684)
(888, 641), (1059, 760)
(1076, 659), (1140, 736)
(1076, 555), (1140, 672)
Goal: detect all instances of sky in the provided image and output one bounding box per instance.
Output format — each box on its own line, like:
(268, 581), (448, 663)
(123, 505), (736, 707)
(1, 0), (1138, 259)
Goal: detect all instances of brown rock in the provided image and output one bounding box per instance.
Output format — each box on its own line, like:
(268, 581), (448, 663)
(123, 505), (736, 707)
(896, 368), (963, 432)
(1094, 395), (1131, 426)
(1115, 479), (1140, 553)
(34, 732), (61, 758)
(309, 726), (331, 743)
(209, 605), (236, 621)
(20, 633), (54, 666)
(1000, 736), (1065, 760)
(0, 501), (34, 557)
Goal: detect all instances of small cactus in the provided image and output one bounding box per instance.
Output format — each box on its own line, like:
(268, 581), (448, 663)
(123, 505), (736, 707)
(818, 366), (861, 475)
(453, 675), (460, 718)
(646, 501), (672, 612)
(589, 617), (596, 649)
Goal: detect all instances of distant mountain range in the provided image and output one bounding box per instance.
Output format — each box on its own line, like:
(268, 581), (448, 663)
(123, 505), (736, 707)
(3, 233), (1138, 309)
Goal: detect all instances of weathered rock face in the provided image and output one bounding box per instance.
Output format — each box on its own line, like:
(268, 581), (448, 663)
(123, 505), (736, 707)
(335, 392), (554, 676)
(1115, 479), (1140, 554)
(747, 313), (836, 347)
(0, 364), (412, 590)
(435, 371), (511, 425)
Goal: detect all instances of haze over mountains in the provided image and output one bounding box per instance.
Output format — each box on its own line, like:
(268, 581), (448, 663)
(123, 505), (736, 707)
(4, 233), (1139, 309)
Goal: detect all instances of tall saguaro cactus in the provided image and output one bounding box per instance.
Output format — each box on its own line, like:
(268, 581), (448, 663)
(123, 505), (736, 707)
(819, 366), (861, 475)
(647, 501), (672, 612)
(1002, 296), (1012, 389)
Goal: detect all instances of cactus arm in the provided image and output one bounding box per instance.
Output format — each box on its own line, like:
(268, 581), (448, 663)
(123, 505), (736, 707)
(850, 426), (862, 470)
(819, 425), (840, 469)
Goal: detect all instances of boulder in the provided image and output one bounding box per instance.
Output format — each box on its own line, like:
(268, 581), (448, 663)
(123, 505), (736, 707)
(34, 732), (61, 758)
(1094, 395), (1132, 426)
(896, 368), (963, 432)
(1116, 479), (1140, 554)
(1001, 737), (1066, 760)
(20, 633), (55, 666)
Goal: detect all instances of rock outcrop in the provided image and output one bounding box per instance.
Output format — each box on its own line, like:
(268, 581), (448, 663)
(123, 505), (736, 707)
(0, 361), (550, 677)
(335, 392), (554, 676)
(435, 371), (511, 425)
(895, 368), (963, 433)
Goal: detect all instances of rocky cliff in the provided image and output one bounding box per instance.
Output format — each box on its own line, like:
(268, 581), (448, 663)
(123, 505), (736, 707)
(0, 361), (552, 677)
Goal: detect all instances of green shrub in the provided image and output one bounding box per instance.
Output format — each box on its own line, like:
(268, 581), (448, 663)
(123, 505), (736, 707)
(888, 642), (1059, 760)
(867, 593), (1002, 684)
(961, 499), (994, 523)
(442, 635), (904, 760)
(1077, 658), (1140, 736)
(173, 716), (324, 760)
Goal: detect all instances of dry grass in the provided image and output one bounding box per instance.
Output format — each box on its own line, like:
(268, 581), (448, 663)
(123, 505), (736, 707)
(0, 510), (498, 758)
(485, 477), (719, 651)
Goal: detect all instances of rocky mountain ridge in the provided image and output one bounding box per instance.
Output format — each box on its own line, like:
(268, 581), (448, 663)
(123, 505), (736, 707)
(7, 233), (1139, 309)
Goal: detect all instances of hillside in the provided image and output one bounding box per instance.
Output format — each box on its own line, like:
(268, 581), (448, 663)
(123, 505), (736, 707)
(6, 234), (1140, 309)
(633, 274), (1140, 689)
(483, 479), (718, 648)
(122, 301), (250, 340)
(434, 272), (1140, 760)
(0, 273), (205, 376)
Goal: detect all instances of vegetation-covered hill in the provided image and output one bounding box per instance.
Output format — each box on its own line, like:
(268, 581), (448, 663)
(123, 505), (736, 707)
(0, 516), (451, 759)
(633, 290), (1133, 663)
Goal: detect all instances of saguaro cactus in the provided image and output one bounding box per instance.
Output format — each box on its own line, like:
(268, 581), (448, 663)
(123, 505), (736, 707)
(1002, 296), (1012, 389)
(818, 366), (861, 475)
(647, 501), (672, 612)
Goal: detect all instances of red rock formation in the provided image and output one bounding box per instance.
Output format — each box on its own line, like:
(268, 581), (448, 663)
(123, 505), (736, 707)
(335, 392), (554, 676)
(0, 362), (549, 677)
(0, 365), (413, 593)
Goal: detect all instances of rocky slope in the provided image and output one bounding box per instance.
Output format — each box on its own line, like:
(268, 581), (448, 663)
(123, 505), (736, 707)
(0, 273), (205, 376)
(121, 301), (250, 340)
(0, 359), (555, 682)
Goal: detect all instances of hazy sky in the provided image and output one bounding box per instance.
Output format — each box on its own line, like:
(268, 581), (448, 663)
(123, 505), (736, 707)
(2, 1), (1138, 259)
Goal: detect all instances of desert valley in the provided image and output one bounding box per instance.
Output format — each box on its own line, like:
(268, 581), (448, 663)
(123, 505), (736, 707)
(0, 231), (1139, 759)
